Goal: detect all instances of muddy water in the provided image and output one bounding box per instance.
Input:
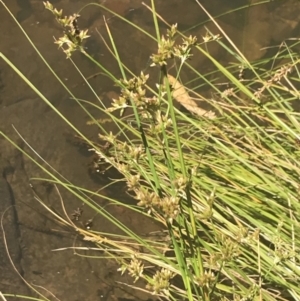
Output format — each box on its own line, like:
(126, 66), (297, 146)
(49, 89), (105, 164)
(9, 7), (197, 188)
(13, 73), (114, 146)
(1, 0), (300, 300)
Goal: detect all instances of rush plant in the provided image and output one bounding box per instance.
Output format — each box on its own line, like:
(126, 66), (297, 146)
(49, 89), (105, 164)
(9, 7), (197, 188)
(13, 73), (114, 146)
(1, 1), (300, 300)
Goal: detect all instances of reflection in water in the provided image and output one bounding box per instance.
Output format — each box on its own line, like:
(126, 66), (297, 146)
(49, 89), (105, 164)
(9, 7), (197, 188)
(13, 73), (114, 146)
(16, 0), (32, 23)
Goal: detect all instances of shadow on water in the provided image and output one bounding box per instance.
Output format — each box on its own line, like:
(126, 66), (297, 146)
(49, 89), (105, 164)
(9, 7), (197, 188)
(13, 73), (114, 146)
(0, 0), (300, 300)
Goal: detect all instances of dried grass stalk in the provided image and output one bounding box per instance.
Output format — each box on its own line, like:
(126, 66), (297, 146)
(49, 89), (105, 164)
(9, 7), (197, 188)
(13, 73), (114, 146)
(167, 74), (216, 119)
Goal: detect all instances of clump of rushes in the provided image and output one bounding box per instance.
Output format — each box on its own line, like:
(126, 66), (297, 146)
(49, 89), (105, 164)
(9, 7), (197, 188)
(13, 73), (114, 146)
(3, 1), (300, 301)
(46, 3), (300, 299)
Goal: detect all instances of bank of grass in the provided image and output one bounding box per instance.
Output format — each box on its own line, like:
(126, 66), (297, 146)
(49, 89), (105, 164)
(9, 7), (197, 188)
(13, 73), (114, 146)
(1, 0), (300, 300)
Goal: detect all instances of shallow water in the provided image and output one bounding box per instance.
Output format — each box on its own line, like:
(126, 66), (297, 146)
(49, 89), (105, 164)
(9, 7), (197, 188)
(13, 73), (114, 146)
(0, 0), (300, 300)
